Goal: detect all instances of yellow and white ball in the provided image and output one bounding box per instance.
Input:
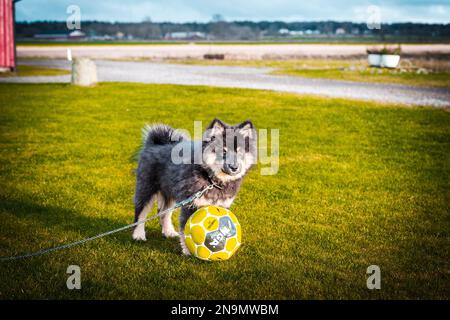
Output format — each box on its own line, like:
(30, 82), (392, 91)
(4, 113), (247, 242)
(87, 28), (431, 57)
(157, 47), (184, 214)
(184, 206), (241, 261)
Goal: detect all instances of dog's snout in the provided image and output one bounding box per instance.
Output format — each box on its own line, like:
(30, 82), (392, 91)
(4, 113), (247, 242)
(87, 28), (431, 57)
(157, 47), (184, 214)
(224, 161), (241, 175)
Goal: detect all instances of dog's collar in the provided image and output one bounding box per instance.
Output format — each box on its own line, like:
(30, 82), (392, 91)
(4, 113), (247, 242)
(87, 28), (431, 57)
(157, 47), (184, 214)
(205, 171), (225, 190)
(208, 175), (225, 190)
(211, 181), (224, 190)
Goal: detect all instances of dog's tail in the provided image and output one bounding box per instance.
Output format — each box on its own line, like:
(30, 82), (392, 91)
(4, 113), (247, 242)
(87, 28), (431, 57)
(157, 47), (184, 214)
(141, 124), (187, 147)
(131, 124), (187, 163)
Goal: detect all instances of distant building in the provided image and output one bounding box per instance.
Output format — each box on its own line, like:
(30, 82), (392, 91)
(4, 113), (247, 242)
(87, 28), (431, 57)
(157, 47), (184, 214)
(165, 32), (206, 40)
(116, 31), (125, 40)
(335, 28), (346, 35)
(289, 30), (304, 36)
(69, 30), (86, 39)
(279, 28), (320, 36)
(305, 29), (320, 35)
(33, 30), (86, 40)
(88, 34), (115, 41)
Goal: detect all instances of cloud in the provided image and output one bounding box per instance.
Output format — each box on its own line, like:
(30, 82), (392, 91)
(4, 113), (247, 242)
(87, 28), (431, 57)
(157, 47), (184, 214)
(15, 0), (450, 23)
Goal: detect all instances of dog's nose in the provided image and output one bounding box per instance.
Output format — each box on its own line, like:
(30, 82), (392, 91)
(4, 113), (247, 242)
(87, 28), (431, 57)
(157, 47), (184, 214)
(228, 164), (239, 172)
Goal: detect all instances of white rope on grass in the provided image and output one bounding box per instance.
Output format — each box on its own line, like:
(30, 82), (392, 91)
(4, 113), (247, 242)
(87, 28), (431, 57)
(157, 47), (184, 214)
(0, 184), (215, 262)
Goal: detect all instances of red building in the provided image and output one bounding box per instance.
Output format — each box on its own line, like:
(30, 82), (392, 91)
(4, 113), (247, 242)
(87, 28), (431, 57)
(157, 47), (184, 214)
(0, 0), (18, 71)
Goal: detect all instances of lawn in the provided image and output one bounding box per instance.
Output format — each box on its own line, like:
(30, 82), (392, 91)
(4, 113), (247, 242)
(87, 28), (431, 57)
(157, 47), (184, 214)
(0, 65), (70, 77)
(169, 58), (450, 88)
(0, 83), (449, 299)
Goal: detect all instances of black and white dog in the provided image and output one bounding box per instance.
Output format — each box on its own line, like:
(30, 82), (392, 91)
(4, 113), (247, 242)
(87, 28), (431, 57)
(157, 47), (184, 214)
(132, 118), (256, 255)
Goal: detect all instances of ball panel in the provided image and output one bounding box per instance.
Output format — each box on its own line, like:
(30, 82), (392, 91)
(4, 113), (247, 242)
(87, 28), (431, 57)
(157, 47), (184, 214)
(184, 220), (191, 235)
(205, 230), (226, 252)
(226, 237), (237, 252)
(185, 236), (196, 255)
(218, 216), (236, 237)
(210, 206), (227, 216)
(210, 251), (229, 261)
(196, 245), (210, 260)
(191, 225), (206, 245)
(229, 212), (238, 224)
(236, 224), (242, 243)
(203, 216), (219, 231)
(191, 208), (207, 224)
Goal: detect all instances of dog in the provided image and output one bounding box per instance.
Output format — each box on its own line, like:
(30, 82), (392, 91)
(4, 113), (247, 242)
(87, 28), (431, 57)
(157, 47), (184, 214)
(132, 118), (256, 255)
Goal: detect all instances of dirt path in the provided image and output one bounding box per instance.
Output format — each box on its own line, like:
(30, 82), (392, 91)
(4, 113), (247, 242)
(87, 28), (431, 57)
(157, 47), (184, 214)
(2, 59), (449, 107)
(17, 44), (450, 60)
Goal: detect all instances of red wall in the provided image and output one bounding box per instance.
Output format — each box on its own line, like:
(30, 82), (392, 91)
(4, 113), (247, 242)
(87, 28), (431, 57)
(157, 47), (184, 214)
(0, 0), (15, 69)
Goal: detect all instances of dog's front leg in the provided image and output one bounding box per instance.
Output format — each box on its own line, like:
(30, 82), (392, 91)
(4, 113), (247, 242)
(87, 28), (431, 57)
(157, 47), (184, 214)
(179, 206), (197, 255)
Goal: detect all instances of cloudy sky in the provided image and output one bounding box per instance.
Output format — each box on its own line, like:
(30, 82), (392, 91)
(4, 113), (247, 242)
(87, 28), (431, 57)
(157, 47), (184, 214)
(16, 0), (450, 23)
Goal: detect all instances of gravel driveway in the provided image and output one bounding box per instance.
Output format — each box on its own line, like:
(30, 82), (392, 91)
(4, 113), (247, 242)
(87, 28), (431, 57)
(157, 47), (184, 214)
(17, 44), (450, 60)
(2, 59), (449, 107)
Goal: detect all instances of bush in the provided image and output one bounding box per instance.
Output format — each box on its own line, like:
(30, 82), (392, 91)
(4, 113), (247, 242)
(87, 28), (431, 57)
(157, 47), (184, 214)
(367, 45), (401, 55)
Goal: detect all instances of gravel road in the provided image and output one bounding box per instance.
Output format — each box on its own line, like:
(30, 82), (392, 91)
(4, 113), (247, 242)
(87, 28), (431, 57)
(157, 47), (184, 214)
(2, 59), (449, 107)
(17, 44), (450, 60)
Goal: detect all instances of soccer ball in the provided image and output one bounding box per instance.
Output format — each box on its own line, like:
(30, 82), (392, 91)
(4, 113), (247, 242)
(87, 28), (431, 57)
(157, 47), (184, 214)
(184, 206), (241, 261)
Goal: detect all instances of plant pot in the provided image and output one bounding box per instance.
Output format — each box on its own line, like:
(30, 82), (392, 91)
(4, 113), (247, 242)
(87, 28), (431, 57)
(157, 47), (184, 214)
(367, 54), (381, 67)
(380, 54), (400, 68)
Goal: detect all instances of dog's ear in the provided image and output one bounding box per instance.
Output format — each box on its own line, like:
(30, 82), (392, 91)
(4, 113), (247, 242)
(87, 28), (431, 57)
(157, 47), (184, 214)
(204, 118), (226, 141)
(238, 120), (254, 138)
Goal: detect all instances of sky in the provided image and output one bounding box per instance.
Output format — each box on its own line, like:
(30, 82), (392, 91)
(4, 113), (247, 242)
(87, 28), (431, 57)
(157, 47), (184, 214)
(15, 0), (450, 24)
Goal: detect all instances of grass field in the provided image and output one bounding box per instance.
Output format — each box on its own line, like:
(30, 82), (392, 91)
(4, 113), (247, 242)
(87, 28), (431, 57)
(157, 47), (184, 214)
(170, 58), (450, 88)
(0, 65), (70, 77)
(0, 83), (449, 299)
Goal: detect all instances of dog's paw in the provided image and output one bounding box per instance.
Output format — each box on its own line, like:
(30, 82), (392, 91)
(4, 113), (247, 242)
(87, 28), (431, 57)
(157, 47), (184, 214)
(162, 228), (180, 238)
(180, 237), (191, 256)
(181, 246), (191, 256)
(132, 227), (147, 241)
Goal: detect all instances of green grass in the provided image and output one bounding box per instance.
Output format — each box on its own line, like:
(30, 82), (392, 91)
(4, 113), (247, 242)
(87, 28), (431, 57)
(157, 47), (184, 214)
(0, 83), (449, 299)
(169, 58), (450, 88)
(275, 67), (450, 88)
(0, 65), (70, 77)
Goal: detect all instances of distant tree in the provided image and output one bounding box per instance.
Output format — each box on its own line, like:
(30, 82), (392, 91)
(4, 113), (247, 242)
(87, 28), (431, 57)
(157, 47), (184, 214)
(211, 14), (224, 22)
(14, 20), (450, 42)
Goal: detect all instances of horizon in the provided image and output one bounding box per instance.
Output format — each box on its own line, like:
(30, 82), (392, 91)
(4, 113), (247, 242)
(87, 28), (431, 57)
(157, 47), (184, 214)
(15, 19), (450, 26)
(15, 0), (450, 24)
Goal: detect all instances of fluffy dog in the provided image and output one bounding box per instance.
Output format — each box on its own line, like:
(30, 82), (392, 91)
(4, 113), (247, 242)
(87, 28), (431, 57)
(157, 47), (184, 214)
(132, 118), (256, 255)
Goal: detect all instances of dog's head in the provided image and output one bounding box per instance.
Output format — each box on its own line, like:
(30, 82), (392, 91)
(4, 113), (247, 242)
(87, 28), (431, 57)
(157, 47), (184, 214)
(202, 118), (257, 182)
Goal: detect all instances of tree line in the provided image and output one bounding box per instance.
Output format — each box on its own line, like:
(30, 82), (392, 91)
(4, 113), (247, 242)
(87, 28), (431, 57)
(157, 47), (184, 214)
(15, 20), (450, 41)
